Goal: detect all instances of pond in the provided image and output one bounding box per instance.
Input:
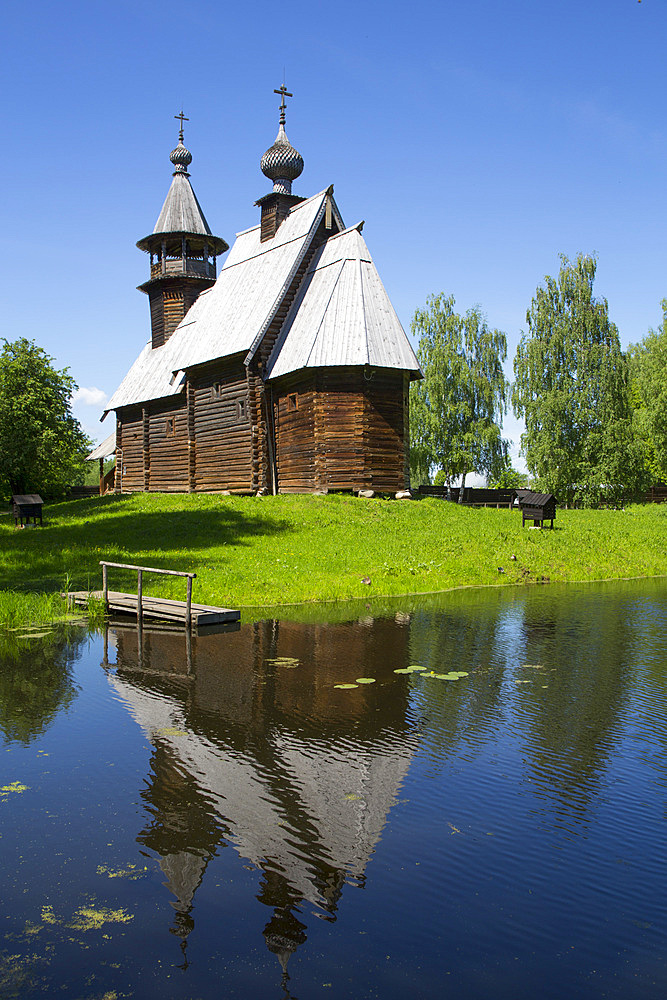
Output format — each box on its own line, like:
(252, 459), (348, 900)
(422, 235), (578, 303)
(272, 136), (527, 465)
(1, 579), (667, 999)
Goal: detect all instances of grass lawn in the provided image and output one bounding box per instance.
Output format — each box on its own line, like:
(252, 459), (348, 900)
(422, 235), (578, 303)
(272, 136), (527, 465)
(1, 492), (666, 625)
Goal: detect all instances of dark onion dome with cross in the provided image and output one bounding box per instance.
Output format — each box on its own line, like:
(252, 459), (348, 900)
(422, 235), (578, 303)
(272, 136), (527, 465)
(137, 114), (228, 349)
(260, 86), (304, 195)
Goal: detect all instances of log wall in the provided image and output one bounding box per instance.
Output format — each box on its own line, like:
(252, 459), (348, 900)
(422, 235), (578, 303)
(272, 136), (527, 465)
(147, 396), (189, 491)
(115, 407), (143, 491)
(191, 358), (253, 492)
(272, 367), (408, 493)
(148, 281), (208, 349)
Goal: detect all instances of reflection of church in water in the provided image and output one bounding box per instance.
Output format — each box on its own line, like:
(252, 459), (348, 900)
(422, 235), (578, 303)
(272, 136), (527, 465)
(103, 615), (417, 981)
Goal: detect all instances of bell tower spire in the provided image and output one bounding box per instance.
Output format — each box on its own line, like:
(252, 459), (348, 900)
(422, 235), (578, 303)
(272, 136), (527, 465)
(137, 117), (228, 349)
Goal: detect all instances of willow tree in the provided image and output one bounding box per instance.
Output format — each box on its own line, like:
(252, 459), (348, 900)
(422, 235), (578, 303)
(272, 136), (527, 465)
(629, 300), (667, 482)
(409, 294), (509, 486)
(512, 254), (644, 505)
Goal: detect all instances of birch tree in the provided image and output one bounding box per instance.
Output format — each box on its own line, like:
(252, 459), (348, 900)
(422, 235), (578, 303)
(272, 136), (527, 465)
(629, 300), (667, 482)
(512, 254), (644, 504)
(409, 294), (509, 486)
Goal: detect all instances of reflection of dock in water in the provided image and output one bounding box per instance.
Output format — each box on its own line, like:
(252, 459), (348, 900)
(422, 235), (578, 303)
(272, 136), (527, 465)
(103, 615), (418, 981)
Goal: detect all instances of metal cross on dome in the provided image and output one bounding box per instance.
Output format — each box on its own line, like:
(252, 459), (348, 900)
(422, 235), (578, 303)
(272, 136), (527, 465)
(174, 110), (189, 142)
(273, 84), (293, 126)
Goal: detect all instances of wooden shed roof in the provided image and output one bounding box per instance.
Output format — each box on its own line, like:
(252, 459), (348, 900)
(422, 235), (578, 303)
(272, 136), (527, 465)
(87, 431), (116, 461)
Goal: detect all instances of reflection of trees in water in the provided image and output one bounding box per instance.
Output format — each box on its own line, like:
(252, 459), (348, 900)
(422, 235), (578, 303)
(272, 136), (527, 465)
(403, 586), (634, 824)
(406, 590), (510, 758)
(514, 587), (633, 817)
(0, 628), (84, 744)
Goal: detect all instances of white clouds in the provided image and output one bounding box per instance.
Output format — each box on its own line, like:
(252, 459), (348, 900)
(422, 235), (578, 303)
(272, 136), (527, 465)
(72, 386), (109, 407)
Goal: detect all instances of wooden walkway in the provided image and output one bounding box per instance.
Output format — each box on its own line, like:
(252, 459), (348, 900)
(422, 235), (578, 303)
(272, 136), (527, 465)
(68, 590), (239, 627)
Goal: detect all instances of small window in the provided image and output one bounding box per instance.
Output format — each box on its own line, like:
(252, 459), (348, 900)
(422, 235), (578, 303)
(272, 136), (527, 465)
(165, 417), (175, 437)
(212, 383), (223, 400)
(236, 398), (247, 421)
(288, 393), (298, 412)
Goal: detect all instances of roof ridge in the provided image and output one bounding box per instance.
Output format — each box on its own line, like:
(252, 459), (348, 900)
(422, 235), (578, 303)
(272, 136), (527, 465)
(243, 192), (330, 366)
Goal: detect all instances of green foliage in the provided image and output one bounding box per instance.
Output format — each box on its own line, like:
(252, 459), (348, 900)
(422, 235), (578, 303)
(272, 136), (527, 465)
(433, 469), (448, 487)
(629, 299), (667, 482)
(512, 254), (646, 505)
(488, 461), (529, 490)
(409, 294), (509, 487)
(83, 457), (114, 488)
(0, 626), (82, 743)
(0, 339), (91, 501)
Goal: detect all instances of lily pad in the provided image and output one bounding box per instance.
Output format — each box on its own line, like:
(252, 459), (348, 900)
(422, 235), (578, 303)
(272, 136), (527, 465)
(394, 668), (412, 674)
(334, 683), (358, 689)
(406, 665), (427, 673)
(452, 671), (469, 678)
(355, 677), (376, 684)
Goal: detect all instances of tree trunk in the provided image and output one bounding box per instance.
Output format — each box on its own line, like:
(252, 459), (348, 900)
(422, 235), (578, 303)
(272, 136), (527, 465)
(458, 470), (467, 503)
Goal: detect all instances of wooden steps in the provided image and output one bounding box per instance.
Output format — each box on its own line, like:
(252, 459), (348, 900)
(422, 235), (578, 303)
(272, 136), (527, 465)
(68, 590), (239, 628)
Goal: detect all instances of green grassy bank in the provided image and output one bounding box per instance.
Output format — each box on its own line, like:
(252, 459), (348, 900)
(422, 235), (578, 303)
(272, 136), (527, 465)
(1, 492), (666, 626)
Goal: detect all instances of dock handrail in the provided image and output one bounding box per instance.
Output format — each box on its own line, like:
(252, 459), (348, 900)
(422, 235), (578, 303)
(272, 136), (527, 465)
(100, 560), (197, 629)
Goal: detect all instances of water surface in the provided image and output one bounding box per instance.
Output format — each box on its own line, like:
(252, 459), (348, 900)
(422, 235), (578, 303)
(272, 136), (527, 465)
(1, 580), (666, 998)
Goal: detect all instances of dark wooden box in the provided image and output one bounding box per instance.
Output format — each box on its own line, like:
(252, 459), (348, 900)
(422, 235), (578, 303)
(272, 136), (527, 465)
(519, 491), (556, 528)
(12, 494), (44, 526)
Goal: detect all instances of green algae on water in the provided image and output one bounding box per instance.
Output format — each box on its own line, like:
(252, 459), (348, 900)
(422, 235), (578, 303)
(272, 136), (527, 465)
(0, 782), (29, 798)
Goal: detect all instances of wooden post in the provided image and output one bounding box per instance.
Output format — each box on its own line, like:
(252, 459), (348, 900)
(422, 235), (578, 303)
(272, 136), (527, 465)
(137, 569), (143, 630)
(186, 574), (193, 630)
(102, 563), (108, 612)
(185, 623), (193, 674)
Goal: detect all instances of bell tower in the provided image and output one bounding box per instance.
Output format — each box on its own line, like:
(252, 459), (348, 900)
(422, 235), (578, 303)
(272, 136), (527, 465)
(137, 115), (228, 349)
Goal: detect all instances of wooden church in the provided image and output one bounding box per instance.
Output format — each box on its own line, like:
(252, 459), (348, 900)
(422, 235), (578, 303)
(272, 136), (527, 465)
(104, 93), (421, 494)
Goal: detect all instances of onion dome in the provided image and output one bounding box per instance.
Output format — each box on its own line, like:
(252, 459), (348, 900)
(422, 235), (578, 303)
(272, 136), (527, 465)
(260, 123), (304, 195)
(170, 140), (193, 175)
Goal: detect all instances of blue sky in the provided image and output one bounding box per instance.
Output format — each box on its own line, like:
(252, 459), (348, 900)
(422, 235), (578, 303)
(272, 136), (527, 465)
(4, 0), (665, 469)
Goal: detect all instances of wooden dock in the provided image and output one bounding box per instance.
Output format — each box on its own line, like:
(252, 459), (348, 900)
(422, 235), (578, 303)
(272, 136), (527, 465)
(68, 590), (239, 627)
(67, 560), (239, 630)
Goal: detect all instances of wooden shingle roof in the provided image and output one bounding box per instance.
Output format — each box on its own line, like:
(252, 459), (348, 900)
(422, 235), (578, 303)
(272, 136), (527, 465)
(265, 225), (421, 380)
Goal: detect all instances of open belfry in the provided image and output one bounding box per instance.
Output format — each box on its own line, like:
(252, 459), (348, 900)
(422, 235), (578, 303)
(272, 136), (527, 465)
(104, 91), (421, 494)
